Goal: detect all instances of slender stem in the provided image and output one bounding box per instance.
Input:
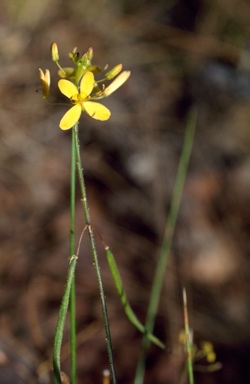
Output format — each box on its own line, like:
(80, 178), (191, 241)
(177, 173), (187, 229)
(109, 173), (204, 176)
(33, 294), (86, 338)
(70, 126), (77, 384)
(183, 288), (194, 384)
(73, 125), (117, 384)
(134, 109), (197, 384)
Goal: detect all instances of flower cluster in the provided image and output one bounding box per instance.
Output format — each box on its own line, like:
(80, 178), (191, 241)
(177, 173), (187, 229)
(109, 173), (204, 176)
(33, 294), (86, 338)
(39, 43), (130, 130)
(178, 330), (221, 372)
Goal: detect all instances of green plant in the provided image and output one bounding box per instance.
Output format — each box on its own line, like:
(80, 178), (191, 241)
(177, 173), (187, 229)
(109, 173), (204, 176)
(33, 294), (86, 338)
(39, 43), (203, 384)
(40, 43), (130, 384)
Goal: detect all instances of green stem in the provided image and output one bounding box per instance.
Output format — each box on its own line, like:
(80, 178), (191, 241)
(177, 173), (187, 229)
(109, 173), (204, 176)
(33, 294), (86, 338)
(70, 127), (77, 384)
(73, 125), (117, 384)
(183, 288), (194, 384)
(52, 126), (78, 384)
(134, 109), (197, 384)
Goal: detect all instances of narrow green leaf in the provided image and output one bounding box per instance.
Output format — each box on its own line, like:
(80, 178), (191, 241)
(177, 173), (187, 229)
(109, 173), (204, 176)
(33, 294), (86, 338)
(53, 255), (78, 384)
(105, 246), (165, 350)
(134, 108), (197, 384)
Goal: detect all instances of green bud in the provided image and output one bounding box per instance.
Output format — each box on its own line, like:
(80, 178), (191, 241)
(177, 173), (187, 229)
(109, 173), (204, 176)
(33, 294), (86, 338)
(58, 67), (74, 79)
(105, 64), (122, 80)
(51, 42), (59, 62)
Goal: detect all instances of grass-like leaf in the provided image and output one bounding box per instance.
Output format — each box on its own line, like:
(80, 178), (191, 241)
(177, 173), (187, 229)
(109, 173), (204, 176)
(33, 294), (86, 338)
(105, 246), (165, 349)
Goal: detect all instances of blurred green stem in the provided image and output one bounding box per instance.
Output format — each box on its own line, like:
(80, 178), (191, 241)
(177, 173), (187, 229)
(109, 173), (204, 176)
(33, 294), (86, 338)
(183, 288), (194, 384)
(134, 109), (197, 384)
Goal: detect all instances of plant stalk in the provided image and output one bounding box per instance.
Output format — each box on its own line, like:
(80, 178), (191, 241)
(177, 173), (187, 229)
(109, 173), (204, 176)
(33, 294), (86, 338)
(73, 125), (117, 384)
(70, 126), (77, 384)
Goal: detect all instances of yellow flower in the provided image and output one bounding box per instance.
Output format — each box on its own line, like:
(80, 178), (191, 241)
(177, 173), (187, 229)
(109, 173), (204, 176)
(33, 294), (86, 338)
(39, 68), (50, 99)
(58, 71), (111, 130)
(201, 342), (216, 363)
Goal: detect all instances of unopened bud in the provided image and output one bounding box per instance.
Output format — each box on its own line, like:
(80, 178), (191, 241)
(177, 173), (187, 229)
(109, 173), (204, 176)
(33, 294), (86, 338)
(58, 67), (74, 79)
(39, 68), (50, 99)
(86, 47), (93, 61)
(69, 47), (79, 63)
(51, 42), (59, 62)
(105, 64), (122, 80)
(102, 369), (110, 384)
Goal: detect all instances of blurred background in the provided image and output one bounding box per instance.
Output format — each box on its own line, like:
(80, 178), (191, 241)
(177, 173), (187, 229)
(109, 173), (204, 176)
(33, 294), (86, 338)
(0, 0), (250, 383)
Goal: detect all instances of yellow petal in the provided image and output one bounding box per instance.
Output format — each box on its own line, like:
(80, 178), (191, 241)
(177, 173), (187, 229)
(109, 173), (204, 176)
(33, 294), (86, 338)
(58, 79), (78, 98)
(83, 101), (111, 121)
(59, 104), (82, 130)
(80, 72), (94, 97)
(103, 71), (130, 96)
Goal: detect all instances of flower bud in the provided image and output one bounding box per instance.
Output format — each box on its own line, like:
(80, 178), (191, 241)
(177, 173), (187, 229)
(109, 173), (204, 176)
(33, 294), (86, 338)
(105, 64), (122, 80)
(58, 67), (74, 79)
(69, 48), (79, 63)
(86, 47), (93, 61)
(39, 68), (50, 99)
(103, 71), (131, 96)
(51, 42), (59, 62)
(87, 65), (102, 74)
(102, 369), (110, 384)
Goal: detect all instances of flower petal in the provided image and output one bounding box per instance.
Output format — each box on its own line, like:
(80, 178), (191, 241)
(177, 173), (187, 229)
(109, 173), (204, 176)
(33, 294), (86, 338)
(59, 104), (82, 130)
(83, 101), (111, 121)
(58, 79), (78, 98)
(80, 72), (94, 97)
(103, 71), (131, 96)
